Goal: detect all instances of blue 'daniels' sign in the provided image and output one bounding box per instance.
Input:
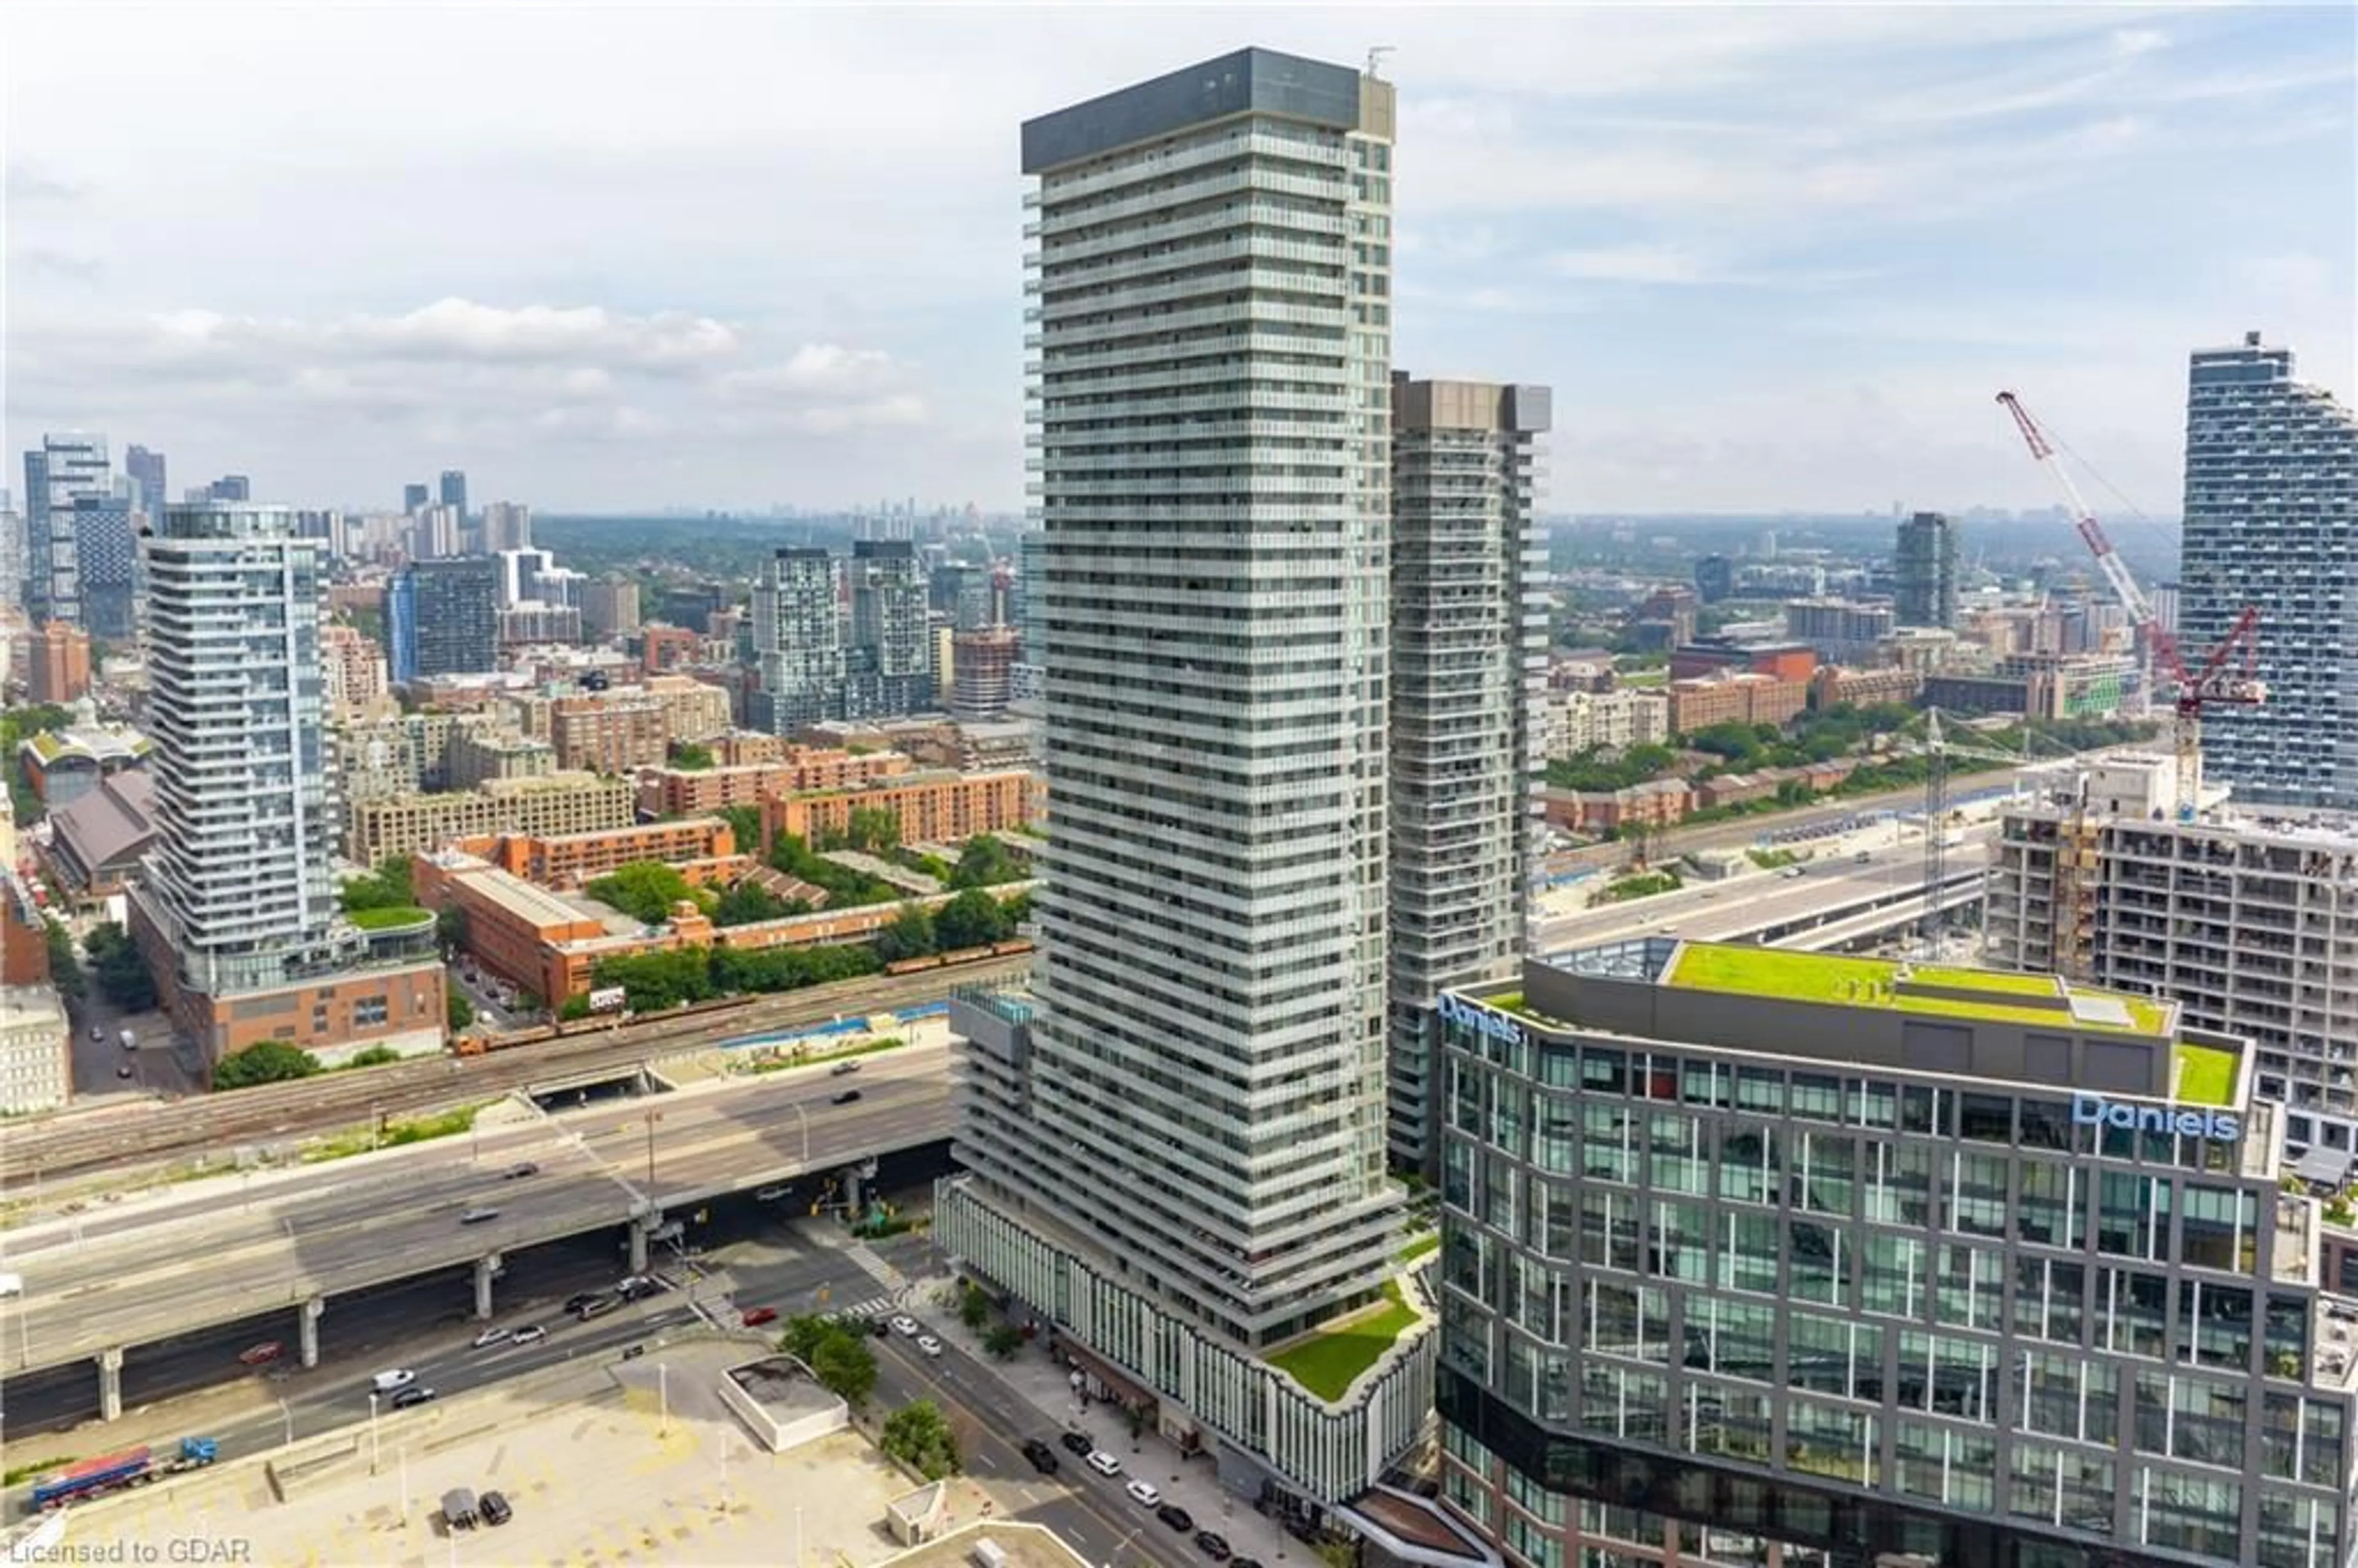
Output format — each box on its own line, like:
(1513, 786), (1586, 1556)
(1439, 993), (1525, 1047)
(2072, 1090), (2241, 1143)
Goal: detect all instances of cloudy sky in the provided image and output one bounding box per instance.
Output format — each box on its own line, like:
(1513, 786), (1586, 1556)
(4, 3), (2351, 518)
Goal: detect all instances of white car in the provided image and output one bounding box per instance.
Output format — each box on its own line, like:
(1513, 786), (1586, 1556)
(512, 1324), (548, 1345)
(890, 1315), (920, 1337)
(916, 1335), (943, 1357)
(1126, 1480), (1162, 1507)
(755, 1185), (790, 1203)
(370, 1369), (416, 1394)
(470, 1326), (512, 1350)
(1086, 1451), (1122, 1478)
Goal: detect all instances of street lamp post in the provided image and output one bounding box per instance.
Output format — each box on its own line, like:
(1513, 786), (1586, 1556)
(368, 1392), (381, 1475)
(645, 1111), (663, 1189)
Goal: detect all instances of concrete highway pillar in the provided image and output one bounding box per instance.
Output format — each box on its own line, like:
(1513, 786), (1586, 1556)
(298, 1296), (325, 1369)
(628, 1219), (650, 1276)
(842, 1168), (863, 1217)
(474, 1254), (503, 1321)
(98, 1347), (124, 1422)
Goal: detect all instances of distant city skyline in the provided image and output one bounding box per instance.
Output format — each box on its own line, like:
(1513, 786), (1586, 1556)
(5, 6), (2351, 514)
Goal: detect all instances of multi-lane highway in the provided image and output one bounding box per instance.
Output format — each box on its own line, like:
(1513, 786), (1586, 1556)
(0, 957), (1021, 1190)
(0, 1049), (955, 1381)
(1535, 827), (1994, 951)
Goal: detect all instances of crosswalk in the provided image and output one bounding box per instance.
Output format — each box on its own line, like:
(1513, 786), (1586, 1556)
(827, 1293), (897, 1322)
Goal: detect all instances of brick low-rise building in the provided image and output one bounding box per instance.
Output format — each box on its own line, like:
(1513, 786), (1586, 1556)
(1665, 672), (1809, 734)
(462, 817), (742, 890)
(758, 769), (1033, 848)
(635, 748), (914, 818)
(1808, 664), (1924, 712)
(344, 772), (636, 864)
(1541, 777), (1691, 835)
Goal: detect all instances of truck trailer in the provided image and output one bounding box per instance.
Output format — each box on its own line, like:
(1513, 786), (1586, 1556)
(31, 1437), (218, 1510)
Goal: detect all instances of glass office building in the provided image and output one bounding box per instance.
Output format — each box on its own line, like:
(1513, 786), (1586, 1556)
(1436, 940), (2352, 1568)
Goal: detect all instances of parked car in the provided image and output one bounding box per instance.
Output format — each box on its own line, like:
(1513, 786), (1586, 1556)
(1021, 1440), (1060, 1475)
(238, 1342), (282, 1367)
(480, 1490), (513, 1527)
(1086, 1451), (1122, 1478)
(1059, 1430), (1095, 1457)
(391, 1386), (438, 1410)
(512, 1324), (548, 1345)
(1158, 1505), (1195, 1532)
(1126, 1480), (1163, 1508)
(1196, 1533), (1232, 1561)
(741, 1306), (778, 1328)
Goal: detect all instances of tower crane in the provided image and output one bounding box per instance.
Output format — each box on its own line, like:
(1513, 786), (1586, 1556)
(1994, 391), (2266, 818)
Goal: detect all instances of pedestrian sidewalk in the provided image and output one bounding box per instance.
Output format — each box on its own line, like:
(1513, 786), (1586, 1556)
(903, 1270), (1304, 1568)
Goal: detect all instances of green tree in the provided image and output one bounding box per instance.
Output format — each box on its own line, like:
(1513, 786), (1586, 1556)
(839, 805), (901, 853)
(808, 1329), (879, 1409)
(933, 888), (1010, 951)
(879, 1400), (960, 1480)
(340, 855), (417, 913)
(767, 833), (897, 907)
(981, 1323), (1024, 1360)
(343, 1045), (402, 1069)
(558, 993), (596, 1022)
(212, 1040), (324, 1091)
(43, 918), (83, 1001)
(592, 945), (718, 1010)
(712, 880), (805, 927)
(874, 903), (938, 964)
(447, 990), (476, 1033)
(586, 861), (707, 925)
(948, 834), (1024, 890)
(959, 1281), (992, 1331)
(670, 742), (715, 770)
(82, 922), (157, 1011)
(434, 904), (469, 957)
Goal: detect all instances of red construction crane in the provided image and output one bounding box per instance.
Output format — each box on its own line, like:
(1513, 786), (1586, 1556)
(1995, 390), (2266, 818)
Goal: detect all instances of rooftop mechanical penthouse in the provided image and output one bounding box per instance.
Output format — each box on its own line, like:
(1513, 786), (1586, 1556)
(1436, 939), (2352, 1568)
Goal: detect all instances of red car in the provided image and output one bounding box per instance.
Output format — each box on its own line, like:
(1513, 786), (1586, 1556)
(740, 1307), (777, 1328)
(239, 1342), (284, 1367)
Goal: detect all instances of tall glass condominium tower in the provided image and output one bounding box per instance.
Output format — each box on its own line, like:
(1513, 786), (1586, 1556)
(970, 48), (1403, 1351)
(2179, 330), (2358, 810)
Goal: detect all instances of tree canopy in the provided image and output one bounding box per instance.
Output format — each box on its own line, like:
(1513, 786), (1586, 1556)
(213, 1040), (324, 1091)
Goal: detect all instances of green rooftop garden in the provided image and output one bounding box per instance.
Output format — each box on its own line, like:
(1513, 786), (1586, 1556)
(347, 904), (434, 931)
(1663, 944), (2172, 1037)
(2174, 1044), (2239, 1109)
(1265, 1280), (1420, 1403)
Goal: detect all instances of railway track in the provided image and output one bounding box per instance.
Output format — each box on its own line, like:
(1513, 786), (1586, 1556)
(0, 957), (1023, 1188)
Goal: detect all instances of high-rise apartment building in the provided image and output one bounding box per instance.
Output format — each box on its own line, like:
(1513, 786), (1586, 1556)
(124, 445), (167, 518)
(389, 557), (499, 682)
(1694, 553), (1735, 605)
(1894, 510), (1959, 630)
(25, 432), (112, 626)
(0, 503), (22, 614)
(1385, 375), (1549, 1174)
(1439, 942), (2345, 1568)
(438, 469), (469, 519)
(582, 577), (642, 638)
(2180, 330), (2358, 810)
(846, 538), (933, 717)
(70, 494), (139, 640)
(1987, 750), (2358, 1159)
(136, 504), (340, 995)
(205, 475), (251, 503)
(479, 500), (531, 553)
(403, 482), (430, 514)
(750, 548), (845, 734)
(938, 48), (1420, 1508)
(411, 504), (462, 560)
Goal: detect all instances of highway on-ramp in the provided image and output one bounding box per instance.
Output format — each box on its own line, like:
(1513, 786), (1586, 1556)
(0, 1050), (955, 1380)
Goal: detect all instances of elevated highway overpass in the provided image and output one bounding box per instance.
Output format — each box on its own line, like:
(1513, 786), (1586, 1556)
(0, 1047), (955, 1416)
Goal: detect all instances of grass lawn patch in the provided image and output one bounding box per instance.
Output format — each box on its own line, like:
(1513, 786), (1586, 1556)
(1266, 1281), (1420, 1402)
(2175, 1044), (2240, 1109)
(300, 1103), (483, 1163)
(347, 905), (432, 931)
(1666, 944), (2168, 1034)
(1396, 1233), (1439, 1265)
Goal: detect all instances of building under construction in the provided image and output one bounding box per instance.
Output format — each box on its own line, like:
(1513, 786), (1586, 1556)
(1986, 750), (2358, 1169)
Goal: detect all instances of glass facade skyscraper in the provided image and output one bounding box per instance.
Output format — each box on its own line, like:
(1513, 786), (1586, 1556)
(936, 47), (1431, 1508)
(1386, 376), (1551, 1174)
(2179, 331), (2358, 811)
